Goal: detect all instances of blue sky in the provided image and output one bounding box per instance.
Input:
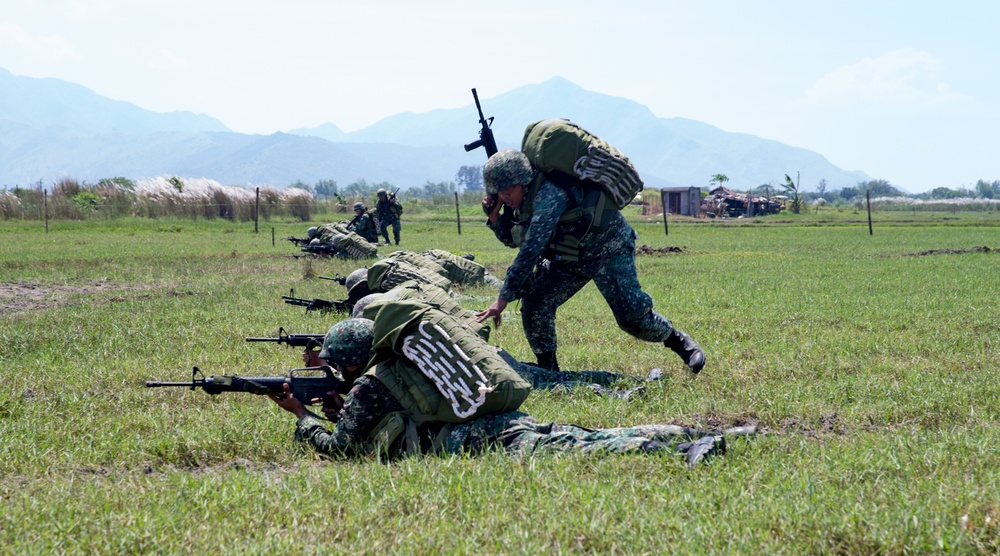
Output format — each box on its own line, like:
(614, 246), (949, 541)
(2, 0), (998, 193)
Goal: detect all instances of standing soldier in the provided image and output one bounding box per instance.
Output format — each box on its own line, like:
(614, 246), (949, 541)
(375, 188), (403, 245)
(475, 145), (705, 375)
(347, 202), (378, 244)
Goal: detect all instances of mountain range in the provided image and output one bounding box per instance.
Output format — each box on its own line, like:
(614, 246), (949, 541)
(0, 68), (868, 191)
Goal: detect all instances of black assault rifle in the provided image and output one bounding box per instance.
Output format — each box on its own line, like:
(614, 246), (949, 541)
(319, 275), (347, 285)
(283, 236), (312, 247)
(245, 327), (325, 349)
(146, 366), (344, 416)
(301, 243), (338, 256)
(282, 288), (350, 314)
(464, 88), (507, 224)
(463, 88), (498, 158)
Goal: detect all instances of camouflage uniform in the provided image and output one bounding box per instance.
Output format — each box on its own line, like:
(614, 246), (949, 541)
(375, 193), (402, 245)
(348, 211), (378, 244)
(294, 375), (721, 462)
(492, 177), (672, 356)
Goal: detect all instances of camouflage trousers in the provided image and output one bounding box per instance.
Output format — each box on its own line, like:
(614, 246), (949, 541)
(379, 218), (401, 244)
(444, 411), (716, 458)
(520, 250), (673, 355)
(496, 348), (632, 390)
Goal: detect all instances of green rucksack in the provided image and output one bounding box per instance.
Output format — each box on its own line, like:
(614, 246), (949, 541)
(337, 232), (378, 259)
(521, 118), (644, 210)
(367, 258), (452, 293)
(380, 279), (490, 341)
(361, 299), (531, 455)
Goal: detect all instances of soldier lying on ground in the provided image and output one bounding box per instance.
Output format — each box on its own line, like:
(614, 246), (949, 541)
(300, 285), (649, 398)
(298, 223), (378, 259)
(269, 301), (753, 466)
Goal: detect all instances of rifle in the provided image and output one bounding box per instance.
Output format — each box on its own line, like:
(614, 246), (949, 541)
(146, 366), (344, 416)
(319, 275), (347, 285)
(463, 88), (498, 158)
(346, 212), (362, 230)
(245, 327), (325, 349)
(282, 288), (350, 314)
(283, 236), (311, 247)
(463, 88), (504, 220)
(301, 243), (338, 256)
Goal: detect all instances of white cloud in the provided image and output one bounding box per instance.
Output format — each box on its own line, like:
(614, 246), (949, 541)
(803, 48), (969, 105)
(148, 48), (188, 71)
(0, 21), (82, 60)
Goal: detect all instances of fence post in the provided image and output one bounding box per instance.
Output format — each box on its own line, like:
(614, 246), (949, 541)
(866, 189), (873, 236)
(272, 227), (275, 247)
(455, 192), (461, 235)
(44, 190), (49, 233)
(255, 187), (260, 234)
(659, 189), (669, 236)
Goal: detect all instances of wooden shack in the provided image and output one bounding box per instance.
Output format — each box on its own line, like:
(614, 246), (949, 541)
(659, 187), (701, 217)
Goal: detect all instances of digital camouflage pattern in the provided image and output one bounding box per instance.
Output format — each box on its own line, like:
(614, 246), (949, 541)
(445, 411), (722, 461)
(493, 176), (673, 355)
(421, 248), (503, 288)
(375, 195), (402, 245)
(294, 377), (725, 463)
(349, 210), (378, 244)
(319, 318), (374, 368)
(484, 149), (533, 195)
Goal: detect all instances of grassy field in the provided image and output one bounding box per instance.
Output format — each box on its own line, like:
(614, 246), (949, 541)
(1, 208), (999, 554)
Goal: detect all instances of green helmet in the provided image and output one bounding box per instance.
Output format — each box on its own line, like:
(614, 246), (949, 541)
(306, 226), (318, 239)
(331, 233), (347, 248)
(309, 238), (320, 247)
(484, 149), (532, 195)
(377, 188), (388, 197)
(319, 318), (374, 368)
(353, 202), (365, 211)
(345, 267), (369, 295)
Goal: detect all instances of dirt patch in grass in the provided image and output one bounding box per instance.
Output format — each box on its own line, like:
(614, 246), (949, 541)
(675, 410), (847, 437)
(905, 245), (992, 256)
(0, 279), (161, 315)
(636, 244), (685, 256)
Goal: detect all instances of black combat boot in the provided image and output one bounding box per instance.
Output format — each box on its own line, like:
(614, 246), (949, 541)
(535, 351), (560, 371)
(664, 328), (705, 374)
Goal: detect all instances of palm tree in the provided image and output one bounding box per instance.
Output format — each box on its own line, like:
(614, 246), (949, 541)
(781, 172), (802, 214)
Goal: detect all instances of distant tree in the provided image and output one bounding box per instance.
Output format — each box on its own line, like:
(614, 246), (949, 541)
(314, 179), (338, 199)
(781, 172), (802, 214)
(927, 186), (965, 200)
(858, 179), (904, 198)
(456, 165), (484, 192)
(342, 179), (385, 198)
(975, 179), (998, 199)
(709, 174), (729, 189)
(816, 178), (828, 197)
(406, 180), (456, 200)
(288, 180), (313, 195)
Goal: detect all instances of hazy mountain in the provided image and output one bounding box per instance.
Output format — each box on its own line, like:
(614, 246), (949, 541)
(0, 69), (867, 190)
(0, 67), (229, 135)
(294, 77), (869, 190)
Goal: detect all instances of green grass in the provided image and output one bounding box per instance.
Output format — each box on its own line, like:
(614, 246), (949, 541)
(2, 210), (999, 554)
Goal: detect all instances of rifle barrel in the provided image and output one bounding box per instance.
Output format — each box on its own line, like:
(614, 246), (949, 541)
(145, 381), (195, 387)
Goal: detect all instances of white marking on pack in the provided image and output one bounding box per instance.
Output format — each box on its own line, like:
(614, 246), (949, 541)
(401, 321), (490, 419)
